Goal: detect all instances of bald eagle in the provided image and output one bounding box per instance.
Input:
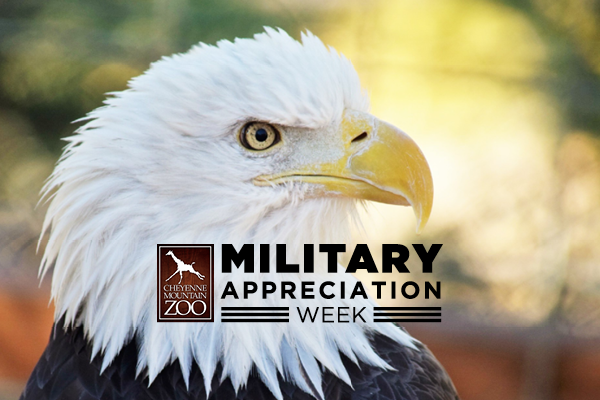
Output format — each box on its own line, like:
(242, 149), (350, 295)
(21, 28), (459, 400)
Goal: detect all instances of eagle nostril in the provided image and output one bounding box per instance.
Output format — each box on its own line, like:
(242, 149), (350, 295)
(351, 132), (368, 143)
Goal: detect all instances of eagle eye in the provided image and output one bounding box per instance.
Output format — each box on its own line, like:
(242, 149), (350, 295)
(240, 122), (280, 151)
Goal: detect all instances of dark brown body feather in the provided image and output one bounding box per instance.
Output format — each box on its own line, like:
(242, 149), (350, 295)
(21, 320), (459, 400)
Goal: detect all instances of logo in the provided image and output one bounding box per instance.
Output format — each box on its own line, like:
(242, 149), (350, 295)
(157, 245), (214, 322)
(157, 243), (443, 324)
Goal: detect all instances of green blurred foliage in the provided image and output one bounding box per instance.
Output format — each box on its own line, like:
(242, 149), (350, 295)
(0, 0), (315, 152)
(502, 0), (600, 133)
(1, 0), (599, 150)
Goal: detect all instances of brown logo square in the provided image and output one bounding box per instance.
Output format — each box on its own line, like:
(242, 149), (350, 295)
(157, 245), (214, 322)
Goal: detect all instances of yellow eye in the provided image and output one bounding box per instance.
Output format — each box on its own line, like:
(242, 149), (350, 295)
(240, 122), (280, 151)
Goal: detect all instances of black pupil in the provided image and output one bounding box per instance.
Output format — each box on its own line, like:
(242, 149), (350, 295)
(255, 128), (268, 142)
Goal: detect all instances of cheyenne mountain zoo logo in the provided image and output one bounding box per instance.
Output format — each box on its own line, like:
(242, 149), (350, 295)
(158, 245), (214, 322)
(158, 244), (442, 323)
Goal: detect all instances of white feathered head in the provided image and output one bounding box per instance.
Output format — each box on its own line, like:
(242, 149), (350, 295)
(39, 28), (433, 399)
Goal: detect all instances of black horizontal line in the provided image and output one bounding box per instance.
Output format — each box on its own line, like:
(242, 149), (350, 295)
(221, 319), (290, 323)
(221, 313), (289, 317)
(374, 313), (442, 317)
(374, 307), (441, 311)
(374, 319), (441, 323)
(221, 307), (289, 311)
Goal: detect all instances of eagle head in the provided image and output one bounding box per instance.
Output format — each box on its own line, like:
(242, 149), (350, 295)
(40, 28), (433, 399)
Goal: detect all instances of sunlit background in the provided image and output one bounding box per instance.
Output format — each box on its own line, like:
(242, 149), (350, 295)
(1, 0), (600, 399)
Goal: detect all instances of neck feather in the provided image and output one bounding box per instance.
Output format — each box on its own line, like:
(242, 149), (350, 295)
(43, 192), (415, 400)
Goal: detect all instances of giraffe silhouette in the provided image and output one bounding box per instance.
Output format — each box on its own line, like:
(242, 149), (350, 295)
(165, 250), (205, 284)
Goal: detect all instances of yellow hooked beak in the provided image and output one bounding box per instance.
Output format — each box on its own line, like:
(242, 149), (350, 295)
(254, 111), (434, 233)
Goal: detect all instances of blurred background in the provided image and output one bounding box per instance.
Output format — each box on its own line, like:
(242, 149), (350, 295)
(1, 0), (599, 399)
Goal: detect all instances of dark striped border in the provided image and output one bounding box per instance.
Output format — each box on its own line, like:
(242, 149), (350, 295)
(374, 307), (442, 323)
(221, 307), (289, 323)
